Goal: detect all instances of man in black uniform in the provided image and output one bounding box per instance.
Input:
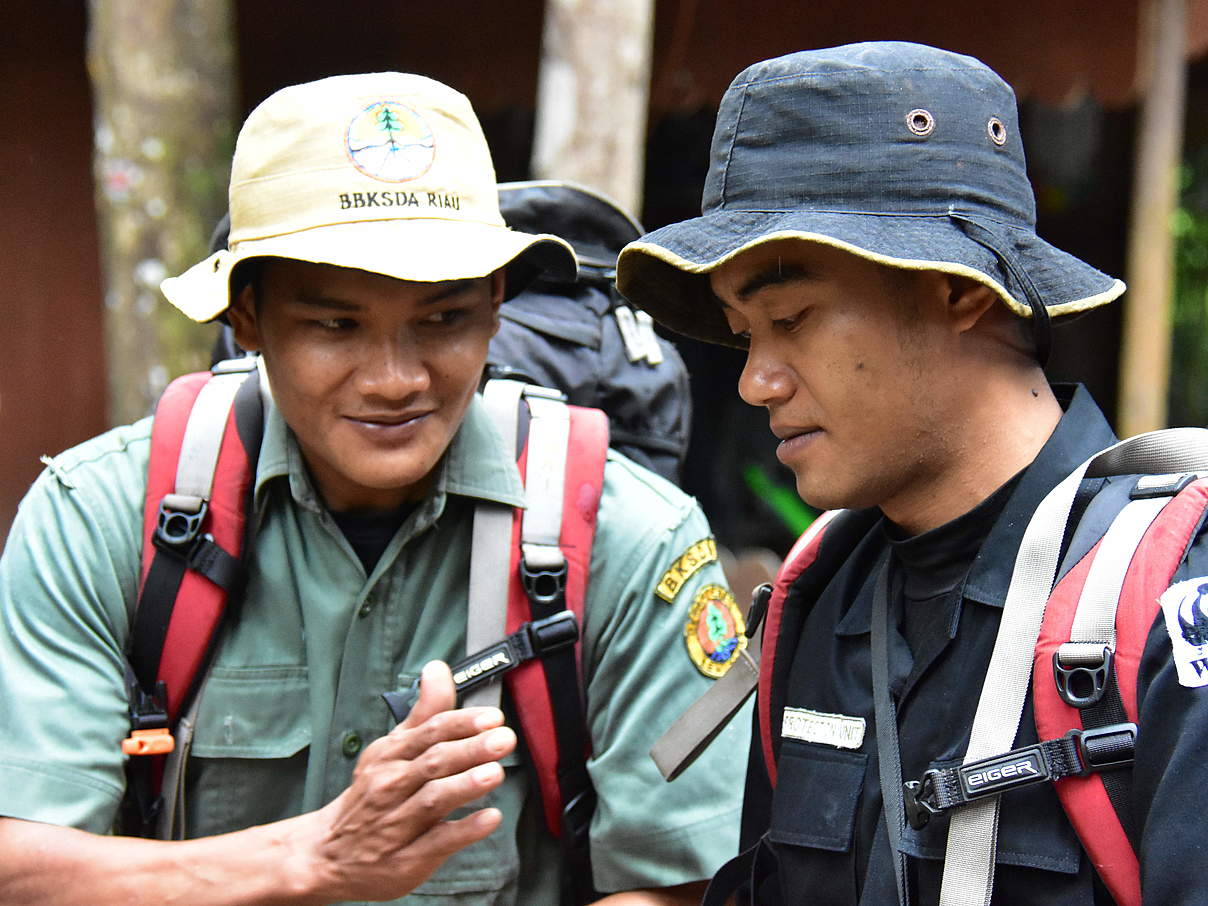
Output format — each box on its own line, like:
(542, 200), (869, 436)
(617, 41), (1208, 904)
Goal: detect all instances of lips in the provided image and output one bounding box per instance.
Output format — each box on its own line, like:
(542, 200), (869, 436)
(770, 422), (819, 441)
(347, 410), (432, 427)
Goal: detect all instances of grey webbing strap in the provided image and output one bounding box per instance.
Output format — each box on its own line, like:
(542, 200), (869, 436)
(871, 558), (911, 906)
(173, 370), (253, 503)
(464, 380), (527, 710)
(157, 685), (203, 839)
(521, 392), (570, 570)
(940, 428), (1208, 906)
(650, 625), (761, 782)
(1059, 494), (1169, 665)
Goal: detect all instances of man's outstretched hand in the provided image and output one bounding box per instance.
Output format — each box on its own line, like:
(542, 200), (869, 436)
(289, 660), (517, 903)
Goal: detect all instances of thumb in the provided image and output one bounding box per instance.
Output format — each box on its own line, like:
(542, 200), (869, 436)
(401, 660), (457, 729)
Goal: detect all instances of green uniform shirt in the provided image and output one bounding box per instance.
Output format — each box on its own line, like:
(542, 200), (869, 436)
(0, 393), (749, 904)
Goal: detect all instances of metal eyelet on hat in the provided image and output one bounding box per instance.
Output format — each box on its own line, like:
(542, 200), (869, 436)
(987, 117), (1007, 146)
(906, 108), (935, 137)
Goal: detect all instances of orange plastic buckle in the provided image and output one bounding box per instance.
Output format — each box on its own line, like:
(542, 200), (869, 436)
(122, 728), (175, 756)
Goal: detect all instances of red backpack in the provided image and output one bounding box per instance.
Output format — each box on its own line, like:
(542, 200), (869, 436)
(122, 361), (609, 895)
(753, 471), (1208, 906)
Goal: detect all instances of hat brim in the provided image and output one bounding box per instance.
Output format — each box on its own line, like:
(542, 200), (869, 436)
(162, 218), (577, 322)
(617, 210), (1124, 348)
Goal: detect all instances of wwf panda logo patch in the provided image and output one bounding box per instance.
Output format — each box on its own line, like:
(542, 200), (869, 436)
(1159, 578), (1208, 687)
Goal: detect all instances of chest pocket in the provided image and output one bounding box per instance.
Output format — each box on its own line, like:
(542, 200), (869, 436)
(184, 665), (311, 837)
(769, 741), (868, 852)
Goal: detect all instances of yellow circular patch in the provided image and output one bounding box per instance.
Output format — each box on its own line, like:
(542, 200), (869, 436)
(684, 585), (747, 678)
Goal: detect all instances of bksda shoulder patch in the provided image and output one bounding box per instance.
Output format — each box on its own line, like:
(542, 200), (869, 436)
(656, 538), (718, 603)
(1159, 577), (1208, 687)
(684, 584), (746, 678)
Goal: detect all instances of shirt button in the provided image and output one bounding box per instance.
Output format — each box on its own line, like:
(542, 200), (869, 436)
(358, 602), (373, 618)
(341, 731), (363, 758)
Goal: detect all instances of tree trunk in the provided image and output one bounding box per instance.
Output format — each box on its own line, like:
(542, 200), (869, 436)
(87, 0), (237, 425)
(531, 0), (655, 216)
(1118, 0), (1187, 435)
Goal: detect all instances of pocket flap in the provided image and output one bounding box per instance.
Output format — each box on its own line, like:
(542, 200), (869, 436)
(769, 741), (868, 852)
(191, 666), (310, 759)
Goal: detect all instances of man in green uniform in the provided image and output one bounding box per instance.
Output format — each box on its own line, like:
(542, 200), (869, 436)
(0, 72), (746, 905)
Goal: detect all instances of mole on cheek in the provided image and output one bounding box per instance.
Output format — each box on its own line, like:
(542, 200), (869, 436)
(855, 361), (865, 370)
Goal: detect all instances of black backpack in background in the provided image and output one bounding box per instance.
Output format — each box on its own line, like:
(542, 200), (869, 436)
(210, 182), (692, 484)
(490, 181), (690, 483)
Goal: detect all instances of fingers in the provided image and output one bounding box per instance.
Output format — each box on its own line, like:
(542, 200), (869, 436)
(399, 806), (504, 869)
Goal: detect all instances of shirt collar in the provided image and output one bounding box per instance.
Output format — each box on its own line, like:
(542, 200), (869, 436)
(961, 383), (1117, 608)
(252, 393), (527, 516)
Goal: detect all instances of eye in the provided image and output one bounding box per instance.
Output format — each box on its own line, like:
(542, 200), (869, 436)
(313, 317), (356, 331)
(771, 310), (806, 332)
(422, 308), (470, 327)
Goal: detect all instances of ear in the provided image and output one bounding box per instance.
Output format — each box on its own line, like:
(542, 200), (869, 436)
(225, 284), (263, 352)
(944, 275), (999, 334)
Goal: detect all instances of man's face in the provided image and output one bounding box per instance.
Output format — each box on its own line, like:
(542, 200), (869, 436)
(229, 259), (503, 511)
(709, 240), (961, 517)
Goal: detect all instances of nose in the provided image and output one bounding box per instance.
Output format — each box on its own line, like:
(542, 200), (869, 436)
(737, 338), (794, 409)
(356, 333), (430, 401)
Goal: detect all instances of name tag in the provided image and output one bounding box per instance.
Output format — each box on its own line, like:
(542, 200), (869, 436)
(781, 707), (866, 750)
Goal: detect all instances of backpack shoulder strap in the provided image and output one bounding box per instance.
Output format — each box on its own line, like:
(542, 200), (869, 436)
(474, 380), (609, 846)
(124, 359), (262, 834)
(1034, 474), (1208, 906)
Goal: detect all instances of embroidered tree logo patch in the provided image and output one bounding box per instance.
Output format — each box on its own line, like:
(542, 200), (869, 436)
(345, 101), (435, 182)
(684, 585), (747, 678)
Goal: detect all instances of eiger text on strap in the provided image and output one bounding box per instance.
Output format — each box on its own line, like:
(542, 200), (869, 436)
(382, 610), (579, 722)
(124, 358), (263, 836)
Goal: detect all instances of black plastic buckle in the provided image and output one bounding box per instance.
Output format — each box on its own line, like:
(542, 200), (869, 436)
(747, 583), (772, 637)
(903, 771), (942, 830)
(153, 495), (208, 554)
(527, 610), (579, 655)
(560, 782), (597, 846)
(128, 679), (169, 731)
(521, 559), (568, 610)
(1130, 472), (1197, 500)
(1053, 646), (1113, 708)
(1071, 723), (1137, 774)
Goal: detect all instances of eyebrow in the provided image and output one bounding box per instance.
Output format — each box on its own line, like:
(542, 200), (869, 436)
(733, 264), (813, 302)
(291, 278), (480, 310)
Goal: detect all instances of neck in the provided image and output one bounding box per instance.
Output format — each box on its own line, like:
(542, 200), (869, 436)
(881, 372), (1061, 536)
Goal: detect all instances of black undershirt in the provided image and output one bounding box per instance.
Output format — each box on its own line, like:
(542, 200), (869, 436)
(331, 504), (416, 573)
(883, 474), (1022, 688)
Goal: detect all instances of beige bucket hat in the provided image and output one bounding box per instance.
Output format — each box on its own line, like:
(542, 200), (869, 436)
(161, 72), (577, 322)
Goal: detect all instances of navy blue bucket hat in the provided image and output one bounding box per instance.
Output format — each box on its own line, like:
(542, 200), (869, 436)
(616, 42), (1125, 357)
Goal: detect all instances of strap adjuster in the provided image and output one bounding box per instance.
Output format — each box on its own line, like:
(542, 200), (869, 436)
(1053, 645), (1113, 708)
(154, 494), (208, 553)
(1071, 723), (1136, 774)
(520, 556), (568, 610)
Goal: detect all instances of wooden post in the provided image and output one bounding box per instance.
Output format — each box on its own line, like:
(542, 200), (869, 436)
(1118, 0), (1188, 436)
(87, 0), (236, 425)
(531, 0), (656, 215)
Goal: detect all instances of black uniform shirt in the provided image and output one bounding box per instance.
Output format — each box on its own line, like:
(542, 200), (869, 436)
(741, 385), (1208, 905)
